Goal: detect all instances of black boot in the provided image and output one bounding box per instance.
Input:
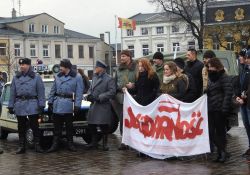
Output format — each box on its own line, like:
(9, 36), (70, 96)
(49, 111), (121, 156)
(218, 151), (229, 163)
(102, 134), (109, 151)
(85, 134), (98, 150)
(67, 139), (77, 152)
(35, 143), (44, 153)
(47, 136), (59, 153)
(16, 138), (25, 154)
(0, 148), (3, 154)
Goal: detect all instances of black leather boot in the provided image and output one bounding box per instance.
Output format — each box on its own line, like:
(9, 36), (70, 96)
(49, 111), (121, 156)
(47, 136), (59, 153)
(85, 134), (98, 150)
(67, 139), (77, 152)
(218, 151), (230, 163)
(16, 138), (26, 154)
(102, 134), (109, 151)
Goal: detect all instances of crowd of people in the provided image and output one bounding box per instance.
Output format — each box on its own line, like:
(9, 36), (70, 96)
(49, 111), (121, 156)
(0, 48), (249, 164)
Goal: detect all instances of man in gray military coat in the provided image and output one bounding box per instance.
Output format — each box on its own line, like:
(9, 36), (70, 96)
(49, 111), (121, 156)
(47, 59), (83, 152)
(86, 60), (116, 151)
(8, 58), (45, 154)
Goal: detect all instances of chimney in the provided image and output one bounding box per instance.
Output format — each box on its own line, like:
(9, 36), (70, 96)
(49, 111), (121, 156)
(12, 8), (17, 18)
(100, 33), (105, 42)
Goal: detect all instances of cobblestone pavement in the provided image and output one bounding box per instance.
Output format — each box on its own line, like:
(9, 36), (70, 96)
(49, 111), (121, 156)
(0, 127), (250, 175)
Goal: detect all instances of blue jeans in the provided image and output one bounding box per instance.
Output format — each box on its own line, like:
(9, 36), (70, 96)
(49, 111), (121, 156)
(241, 105), (250, 147)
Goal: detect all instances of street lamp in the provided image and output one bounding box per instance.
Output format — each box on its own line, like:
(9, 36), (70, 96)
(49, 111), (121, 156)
(105, 31), (112, 76)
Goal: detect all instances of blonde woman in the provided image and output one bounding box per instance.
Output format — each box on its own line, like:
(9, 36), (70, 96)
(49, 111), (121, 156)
(160, 61), (188, 100)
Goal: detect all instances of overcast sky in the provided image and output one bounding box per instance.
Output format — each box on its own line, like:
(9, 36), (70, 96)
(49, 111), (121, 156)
(1, 0), (158, 43)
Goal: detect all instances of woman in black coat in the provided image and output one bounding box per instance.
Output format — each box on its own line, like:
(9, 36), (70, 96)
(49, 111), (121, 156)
(207, 58), (233, 163)
(126, 58), (160, 106)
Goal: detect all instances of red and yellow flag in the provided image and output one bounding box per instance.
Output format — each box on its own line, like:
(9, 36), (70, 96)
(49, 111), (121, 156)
(118, 17), (136, 30)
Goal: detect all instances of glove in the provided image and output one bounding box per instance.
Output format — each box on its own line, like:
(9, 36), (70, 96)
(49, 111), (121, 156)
(39, 106), (45, 114)
(86, 94), (95, 103)
(8, 107), (14, 114)
(48, 103), (53, 115)
(74, 106), (80, 116)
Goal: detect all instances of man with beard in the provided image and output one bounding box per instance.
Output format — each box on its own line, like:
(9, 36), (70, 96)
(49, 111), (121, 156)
(113, 50), (137, 150)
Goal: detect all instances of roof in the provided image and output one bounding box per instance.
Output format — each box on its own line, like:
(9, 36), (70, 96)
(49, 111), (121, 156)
(129, 11), (199, 24)
(0, 13), (64, 24)
(207, 0), (250, 8)
(64, 29), (99, 40)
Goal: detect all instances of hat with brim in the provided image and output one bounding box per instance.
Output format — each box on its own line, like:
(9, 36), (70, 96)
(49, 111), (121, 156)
(19, 58), (31, 65)
(96, 60), (107, 69)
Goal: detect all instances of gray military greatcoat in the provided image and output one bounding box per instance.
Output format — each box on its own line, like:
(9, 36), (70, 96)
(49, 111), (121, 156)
(87, 72), (116, 125)
(8, 69), (45, 116)
(48, 70), (83, 114)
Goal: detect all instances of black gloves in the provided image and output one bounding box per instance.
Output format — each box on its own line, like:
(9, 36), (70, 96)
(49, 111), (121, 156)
(48, 103), (53, 115)
(8, 107), (14, 114)
(86, 94), (95, 103)
(74, 106), (80, 116)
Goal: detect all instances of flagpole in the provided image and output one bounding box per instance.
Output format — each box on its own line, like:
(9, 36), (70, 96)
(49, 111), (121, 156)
(115, 15), (118, 66)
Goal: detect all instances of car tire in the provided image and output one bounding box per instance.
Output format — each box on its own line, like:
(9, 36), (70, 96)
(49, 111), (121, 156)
(0, 126), (8, 139)
(82, 128), (102, 144)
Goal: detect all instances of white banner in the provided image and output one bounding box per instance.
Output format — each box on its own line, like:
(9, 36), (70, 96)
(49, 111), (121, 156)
(122, 91), (210, 159)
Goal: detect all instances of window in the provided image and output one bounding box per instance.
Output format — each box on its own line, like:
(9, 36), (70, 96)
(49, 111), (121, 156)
(14, 44), (20, 57)
(55, 44), (61, 58)
(213, 43), (220, 50)
(141, 27), (148, 35)
(142, 44), (149, 56)
(188, 41), (195, 49)
(173, 43), (180, 52)
(157, 44), (164, 52)
(54, 26), (59, 34)
(30, 44), (36, 57)
(42, 25), (48, 33)
(186, 25), (192, 32)
(128, 45), (134, 58)
(127, 29), (134, 36)
(227, 42), (234, 51)
(156, 26), (164, 34)
(29, 23), (34, 33)
(172, 25), (179, 33)
(43, 45), (49, 57)
(78, 45), (84, 58)
(0, 43), (7, 56)
(89, 46), (94, 58)
(67, 45), (73, 58)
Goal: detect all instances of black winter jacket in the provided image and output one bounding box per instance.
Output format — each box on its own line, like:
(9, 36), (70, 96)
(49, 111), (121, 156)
(207, 71), (233, 113)
(182, 72), (197, 103)
(185, 59), (204, 99)
(129, 71), (160, 106)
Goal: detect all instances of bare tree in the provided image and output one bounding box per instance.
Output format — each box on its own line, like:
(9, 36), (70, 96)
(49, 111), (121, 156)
(148, 0), (210, 49)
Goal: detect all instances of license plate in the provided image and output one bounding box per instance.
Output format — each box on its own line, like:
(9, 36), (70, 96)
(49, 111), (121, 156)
(43, 131), (53, 136)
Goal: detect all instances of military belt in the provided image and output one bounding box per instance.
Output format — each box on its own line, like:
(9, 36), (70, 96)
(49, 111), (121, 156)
(55, 93), (73, 99)
(16, 96), (38, 100)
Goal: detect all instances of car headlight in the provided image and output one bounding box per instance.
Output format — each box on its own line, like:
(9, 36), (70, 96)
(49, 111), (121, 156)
(42, 115), (49, 122)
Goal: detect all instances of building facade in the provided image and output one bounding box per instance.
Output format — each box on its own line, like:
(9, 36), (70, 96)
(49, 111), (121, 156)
(204, 0), (250, 53)
(121, 13), (199, 59)
(0, 11), (109, 79)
